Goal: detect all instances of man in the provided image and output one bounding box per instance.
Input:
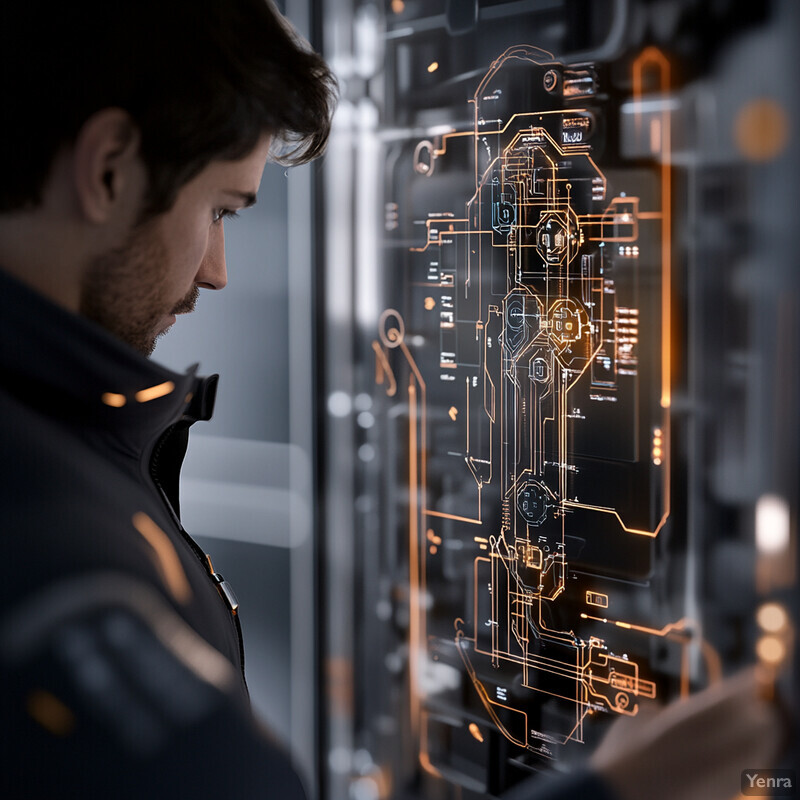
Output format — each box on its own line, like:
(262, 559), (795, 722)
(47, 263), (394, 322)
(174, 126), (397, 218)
(0, 1), (335, 796)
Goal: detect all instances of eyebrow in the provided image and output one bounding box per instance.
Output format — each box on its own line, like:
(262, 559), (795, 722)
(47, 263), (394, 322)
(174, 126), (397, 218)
(225, 190), (257, 208)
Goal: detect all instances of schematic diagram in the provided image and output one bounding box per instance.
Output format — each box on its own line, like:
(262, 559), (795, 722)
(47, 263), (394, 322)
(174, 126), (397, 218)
(372, 45), (695, 783)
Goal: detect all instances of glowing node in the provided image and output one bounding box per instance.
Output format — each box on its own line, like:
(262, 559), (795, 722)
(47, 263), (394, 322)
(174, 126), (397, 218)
(468, 723), (484, 743)
(756, 635), (786, 666)
(427, 62), (439, 73)
(734, 98), (790, 162)
(328, 391), (352, 418)
(755, 493), (790, 554)
(757, 603), (788, 634)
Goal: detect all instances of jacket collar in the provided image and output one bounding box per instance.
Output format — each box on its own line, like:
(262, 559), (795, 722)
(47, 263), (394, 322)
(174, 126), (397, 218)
(0, 268), (217, 450)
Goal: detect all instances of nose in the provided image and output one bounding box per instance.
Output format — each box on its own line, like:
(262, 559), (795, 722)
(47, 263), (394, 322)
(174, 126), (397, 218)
(195, 221), (228, 290)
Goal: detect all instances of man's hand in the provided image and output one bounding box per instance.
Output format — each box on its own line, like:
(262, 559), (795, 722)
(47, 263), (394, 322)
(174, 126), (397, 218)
(590, 668), (786, 800)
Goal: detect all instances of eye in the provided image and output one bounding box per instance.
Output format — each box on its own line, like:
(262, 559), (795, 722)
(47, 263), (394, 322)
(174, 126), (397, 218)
(212, 208), (240, 224)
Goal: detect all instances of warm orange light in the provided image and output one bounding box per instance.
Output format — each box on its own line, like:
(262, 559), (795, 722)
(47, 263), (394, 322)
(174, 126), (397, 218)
(27, 690), (75, 736)
(427, 62), (439, 73)
(468, 723), (484, 742)
(391, 0), (405, 13)
(757, 603), (788, 634)
(132, 511), (192, 604)
(756, 635), (786, 666)
(101, 392), (126, 408)
(734, 98), (789, 162)
(135, 381), (175, 403)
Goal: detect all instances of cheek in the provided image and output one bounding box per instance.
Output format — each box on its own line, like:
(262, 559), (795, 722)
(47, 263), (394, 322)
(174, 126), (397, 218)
(166, 221), (211, 286)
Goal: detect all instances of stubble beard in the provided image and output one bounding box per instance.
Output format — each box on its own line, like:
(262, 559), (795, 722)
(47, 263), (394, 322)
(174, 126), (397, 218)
(79, 221), (197, 357)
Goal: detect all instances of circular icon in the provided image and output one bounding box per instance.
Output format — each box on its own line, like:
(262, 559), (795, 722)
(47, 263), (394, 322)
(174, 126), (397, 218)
(615, 692), (630, 711)
(379, 309), (405, 348)
(413, 140), (435, 176)
(543, 69), (559, 93)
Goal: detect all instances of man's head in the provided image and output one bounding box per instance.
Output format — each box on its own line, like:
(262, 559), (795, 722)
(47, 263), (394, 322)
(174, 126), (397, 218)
(0, 0), (336, 355)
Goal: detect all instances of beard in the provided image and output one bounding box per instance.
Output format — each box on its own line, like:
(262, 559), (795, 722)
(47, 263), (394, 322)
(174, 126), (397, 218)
(79, 221), (198, 357)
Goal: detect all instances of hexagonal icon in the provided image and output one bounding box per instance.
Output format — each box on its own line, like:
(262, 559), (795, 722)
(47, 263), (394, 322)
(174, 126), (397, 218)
(516, 479), (551, 526)
(530, 356), (550, 383)
(548, 298), (587, 348)
(492, 177), (517, 235)
(502, 292), (537, 355)
(535, 210), (580, 266)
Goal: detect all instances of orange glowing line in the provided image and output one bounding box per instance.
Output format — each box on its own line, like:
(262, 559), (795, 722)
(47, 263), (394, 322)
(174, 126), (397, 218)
(419, 711), (443, 777)
(132, 512), (192, 604)
(560, 499), (670, 537)
(101, 392), (126, 408)
(135, 381), (175, 403)
(373, 341), (398, 397)
(426, 510), (482, 525)
(419, 749), (442, 778)
(581, 613), (688, 638)
(633, 47), (672, 409)
(456, 628), (530, 748)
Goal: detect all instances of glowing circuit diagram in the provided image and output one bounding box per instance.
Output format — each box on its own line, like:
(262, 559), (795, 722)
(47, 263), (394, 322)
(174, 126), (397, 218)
(373, 45), (694, 771)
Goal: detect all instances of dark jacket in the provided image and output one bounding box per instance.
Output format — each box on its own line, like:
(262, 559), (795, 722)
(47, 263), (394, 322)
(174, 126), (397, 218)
(0, 269), (306, 798)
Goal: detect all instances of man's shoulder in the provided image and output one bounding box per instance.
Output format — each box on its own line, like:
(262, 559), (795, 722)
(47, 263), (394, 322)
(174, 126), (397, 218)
(0, 568), (308, 800)
(0, 387), (174, 602)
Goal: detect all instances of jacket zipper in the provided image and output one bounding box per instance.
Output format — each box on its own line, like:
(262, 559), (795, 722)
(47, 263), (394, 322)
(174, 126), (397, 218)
(148, 423), (249, 691)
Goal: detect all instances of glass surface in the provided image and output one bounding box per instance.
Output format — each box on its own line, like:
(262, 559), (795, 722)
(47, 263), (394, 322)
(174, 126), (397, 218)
(320, 2), (799, 798)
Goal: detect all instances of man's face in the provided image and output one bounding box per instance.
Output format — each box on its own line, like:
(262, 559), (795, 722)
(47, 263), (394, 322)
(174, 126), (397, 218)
(79, 135), (272, 356)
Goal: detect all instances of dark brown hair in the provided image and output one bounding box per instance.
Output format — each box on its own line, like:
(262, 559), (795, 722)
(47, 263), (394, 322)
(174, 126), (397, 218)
(0, 0), (337, 216)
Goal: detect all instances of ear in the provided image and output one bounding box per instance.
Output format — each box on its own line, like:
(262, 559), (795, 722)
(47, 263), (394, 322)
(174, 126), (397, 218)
(72, 109), (142, 224)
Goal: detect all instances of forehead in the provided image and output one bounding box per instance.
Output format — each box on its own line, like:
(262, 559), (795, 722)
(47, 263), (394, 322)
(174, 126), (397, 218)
(183, 134), (273, 198)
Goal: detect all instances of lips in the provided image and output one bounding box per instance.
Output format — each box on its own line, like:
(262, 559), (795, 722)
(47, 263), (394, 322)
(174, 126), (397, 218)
(172, 285), (200, 315)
